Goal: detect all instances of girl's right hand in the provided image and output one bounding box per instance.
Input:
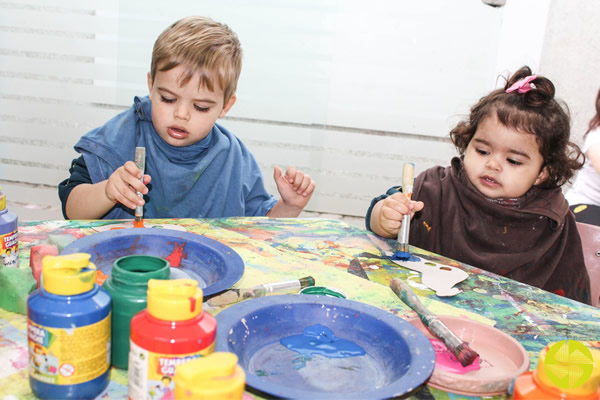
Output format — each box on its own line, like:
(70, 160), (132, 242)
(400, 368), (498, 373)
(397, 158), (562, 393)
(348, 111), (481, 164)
(105, 161), (151, 210)
(375, 193), (424, 238)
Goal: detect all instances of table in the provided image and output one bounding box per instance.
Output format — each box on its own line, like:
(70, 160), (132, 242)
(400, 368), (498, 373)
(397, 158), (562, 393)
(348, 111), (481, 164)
(1, 217), (599, 399)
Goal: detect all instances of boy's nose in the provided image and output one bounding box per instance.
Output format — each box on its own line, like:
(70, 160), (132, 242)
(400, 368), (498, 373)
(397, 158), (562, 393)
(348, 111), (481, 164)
(174, 105), (190, 121)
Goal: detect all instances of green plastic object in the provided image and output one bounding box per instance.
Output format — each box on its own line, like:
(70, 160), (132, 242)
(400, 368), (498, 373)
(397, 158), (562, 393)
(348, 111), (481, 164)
(0, 186), (32, 314)
(299, 286), (347, 298)
(102, 255), (170, 369)
(0, 267), (36, 314)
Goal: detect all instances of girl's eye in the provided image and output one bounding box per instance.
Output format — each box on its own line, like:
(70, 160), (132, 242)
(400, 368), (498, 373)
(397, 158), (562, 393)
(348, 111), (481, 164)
(160, 96), (175, 104)
(194, 104), (209, 112)
(507, 158), (522, 166)
(476, 148), (489, 155)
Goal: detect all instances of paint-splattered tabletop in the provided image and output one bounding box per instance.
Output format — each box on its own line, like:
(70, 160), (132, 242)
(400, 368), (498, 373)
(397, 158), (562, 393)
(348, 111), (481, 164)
(1, 218), (599, 399)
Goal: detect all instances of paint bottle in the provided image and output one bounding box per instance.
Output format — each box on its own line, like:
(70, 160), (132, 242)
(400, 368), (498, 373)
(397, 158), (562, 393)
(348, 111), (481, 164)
(511, 341), (600, 400)
(102, 254), (170, 369)
(0, 186), (18, 268)
(128, 279), (217, 399)
(27, 253), (111, 400)
(174, 352), (245, 400)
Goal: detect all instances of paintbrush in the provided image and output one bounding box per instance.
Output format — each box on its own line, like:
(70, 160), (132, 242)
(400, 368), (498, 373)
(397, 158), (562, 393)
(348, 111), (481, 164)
(134, 147), (146, 228)
(207, 276), (315, 307)
(390, 278), (479, 367)
(394, 162), (415, 259)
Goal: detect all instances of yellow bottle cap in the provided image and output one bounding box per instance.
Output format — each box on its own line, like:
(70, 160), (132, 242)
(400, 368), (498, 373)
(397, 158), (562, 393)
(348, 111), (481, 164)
(147, 279), (203, 321)
(536, 341), (600, 397)
(42, 253), (97, 295)
(0, 186), (5, 211)
(174, 352), (245, 400)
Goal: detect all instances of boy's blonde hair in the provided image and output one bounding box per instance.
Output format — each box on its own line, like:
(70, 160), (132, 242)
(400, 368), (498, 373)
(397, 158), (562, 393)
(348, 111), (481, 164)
(150, 16), (242, 103)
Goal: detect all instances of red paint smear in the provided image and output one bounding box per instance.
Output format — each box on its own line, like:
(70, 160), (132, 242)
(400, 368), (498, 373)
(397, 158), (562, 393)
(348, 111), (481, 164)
(553, 289), (565, 297)
(189, 296), (197, 312)
(133, 219), (144, 228)
(165, 243), (185, 267)
(96, 270), (109, 285)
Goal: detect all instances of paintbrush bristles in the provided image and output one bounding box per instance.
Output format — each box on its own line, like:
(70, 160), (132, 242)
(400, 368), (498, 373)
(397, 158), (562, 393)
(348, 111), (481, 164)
(427, 318), (478, 366)
(299, 276), (316, 288)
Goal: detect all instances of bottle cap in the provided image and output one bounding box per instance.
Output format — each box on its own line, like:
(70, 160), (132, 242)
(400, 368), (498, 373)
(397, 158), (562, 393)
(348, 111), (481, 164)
(147, 279), (203, 321)
(42, 253), (97, 295)
(174, 352), (245, 400)
(535, 341), (600, 397)
(0, 186), (5, 211)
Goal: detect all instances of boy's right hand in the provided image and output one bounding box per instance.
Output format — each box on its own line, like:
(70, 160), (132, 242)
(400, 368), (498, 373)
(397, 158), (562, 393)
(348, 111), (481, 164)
(372, 193), (424, 238)
(105, 161), (151, 210)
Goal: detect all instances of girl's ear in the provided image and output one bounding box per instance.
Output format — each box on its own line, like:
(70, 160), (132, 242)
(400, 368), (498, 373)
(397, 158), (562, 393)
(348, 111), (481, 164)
(534, 166), (549, 186)
(219, 94), (237, 118)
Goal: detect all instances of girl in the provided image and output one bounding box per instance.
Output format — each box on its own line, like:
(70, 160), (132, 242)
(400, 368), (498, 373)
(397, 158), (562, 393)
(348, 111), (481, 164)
(367, 66), (591, 305)
(565, 88), (600, 226)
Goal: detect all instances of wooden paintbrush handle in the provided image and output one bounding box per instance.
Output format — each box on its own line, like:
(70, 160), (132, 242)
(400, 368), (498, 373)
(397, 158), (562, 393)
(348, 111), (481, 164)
(391, 278), (467, 357)
(390, 278), (432, 320)
(402, 162), (415, 196)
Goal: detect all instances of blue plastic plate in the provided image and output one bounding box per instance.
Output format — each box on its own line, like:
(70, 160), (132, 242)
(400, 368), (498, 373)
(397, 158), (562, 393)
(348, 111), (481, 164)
(61, 228), (244, 296)
(216, 295), (435, 399)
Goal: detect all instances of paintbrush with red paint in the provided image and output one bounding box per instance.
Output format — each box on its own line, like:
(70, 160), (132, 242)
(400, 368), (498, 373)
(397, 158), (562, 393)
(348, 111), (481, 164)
(390, 278), (479, 367)
(133, 147), (146, 228)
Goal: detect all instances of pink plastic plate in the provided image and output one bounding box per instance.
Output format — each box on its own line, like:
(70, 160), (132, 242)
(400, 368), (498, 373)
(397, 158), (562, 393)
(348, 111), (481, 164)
(407, 316), (530, 396)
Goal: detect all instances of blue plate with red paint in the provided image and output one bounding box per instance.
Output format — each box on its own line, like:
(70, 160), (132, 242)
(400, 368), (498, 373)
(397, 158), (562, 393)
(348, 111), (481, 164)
(216, 295), (436, 399)
(61, 228), (244, 296)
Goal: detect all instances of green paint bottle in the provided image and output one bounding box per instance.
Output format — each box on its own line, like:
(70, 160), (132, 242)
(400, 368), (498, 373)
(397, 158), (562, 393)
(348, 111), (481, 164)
(102, 255), (170, 369)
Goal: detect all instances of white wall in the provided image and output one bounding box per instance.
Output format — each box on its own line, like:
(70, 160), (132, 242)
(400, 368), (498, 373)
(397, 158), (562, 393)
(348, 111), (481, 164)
(539, 0), (600, 145)
(1, 0), (598, 220)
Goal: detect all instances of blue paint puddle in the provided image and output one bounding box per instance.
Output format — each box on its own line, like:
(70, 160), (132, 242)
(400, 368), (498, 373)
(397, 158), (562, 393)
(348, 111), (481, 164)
(392, 253), (421, 262)
(280, 324), (366, 359)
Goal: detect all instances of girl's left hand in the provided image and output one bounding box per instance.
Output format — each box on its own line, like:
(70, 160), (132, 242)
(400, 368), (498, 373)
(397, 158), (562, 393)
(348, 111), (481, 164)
(273, 166), (316, 209)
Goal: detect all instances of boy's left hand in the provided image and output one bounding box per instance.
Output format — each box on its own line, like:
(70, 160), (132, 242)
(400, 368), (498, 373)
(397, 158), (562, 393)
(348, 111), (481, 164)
(273, 166), (316, 210)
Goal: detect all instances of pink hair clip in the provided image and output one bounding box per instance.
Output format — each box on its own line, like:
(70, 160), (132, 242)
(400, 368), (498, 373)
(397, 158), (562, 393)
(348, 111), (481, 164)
(506, 75), (537, 94)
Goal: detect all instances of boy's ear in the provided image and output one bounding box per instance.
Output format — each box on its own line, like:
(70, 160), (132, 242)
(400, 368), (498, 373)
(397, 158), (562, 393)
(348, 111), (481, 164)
(534, 166), (549, 185)
(147, 72), (153, 94)
(219, 95), (236, 118)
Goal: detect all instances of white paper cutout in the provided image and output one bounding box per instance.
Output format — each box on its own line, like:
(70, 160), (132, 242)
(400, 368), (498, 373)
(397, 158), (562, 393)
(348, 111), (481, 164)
(386, 252), (468, 296)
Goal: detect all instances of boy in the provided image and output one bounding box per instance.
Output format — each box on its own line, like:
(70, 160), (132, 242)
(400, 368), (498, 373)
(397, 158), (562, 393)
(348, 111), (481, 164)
(59, 16), (315, 219)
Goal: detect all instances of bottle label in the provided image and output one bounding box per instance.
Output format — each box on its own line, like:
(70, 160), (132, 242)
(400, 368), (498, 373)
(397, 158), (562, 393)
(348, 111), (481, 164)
(0, 230), (18, 268)
(128, 340), (215, 400)
(27, 316), (111, 385)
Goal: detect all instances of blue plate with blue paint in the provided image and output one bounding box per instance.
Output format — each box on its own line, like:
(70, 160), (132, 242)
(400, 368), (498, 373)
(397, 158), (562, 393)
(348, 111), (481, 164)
(61, 228), (244, 296)
(216, 295), (436, 399)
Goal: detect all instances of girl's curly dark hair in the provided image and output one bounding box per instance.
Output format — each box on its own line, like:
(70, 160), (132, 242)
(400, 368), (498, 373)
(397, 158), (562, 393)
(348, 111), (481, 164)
(450, 66), (584, 189)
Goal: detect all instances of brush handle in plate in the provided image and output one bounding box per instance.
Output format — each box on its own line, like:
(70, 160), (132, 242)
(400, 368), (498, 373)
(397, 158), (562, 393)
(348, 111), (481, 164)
(390, 278), (463, 350)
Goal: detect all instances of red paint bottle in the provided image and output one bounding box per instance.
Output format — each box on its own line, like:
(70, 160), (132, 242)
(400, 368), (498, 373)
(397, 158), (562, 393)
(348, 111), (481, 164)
(128, 279), (216, 400)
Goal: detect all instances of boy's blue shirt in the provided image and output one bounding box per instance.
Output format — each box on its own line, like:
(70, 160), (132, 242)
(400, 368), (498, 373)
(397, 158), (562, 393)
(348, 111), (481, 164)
(74, 95), (277, 219)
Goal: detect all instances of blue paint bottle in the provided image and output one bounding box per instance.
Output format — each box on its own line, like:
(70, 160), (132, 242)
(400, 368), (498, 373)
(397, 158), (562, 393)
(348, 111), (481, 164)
(27, 253), (111, 399)
(0, 186), (18, 268)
